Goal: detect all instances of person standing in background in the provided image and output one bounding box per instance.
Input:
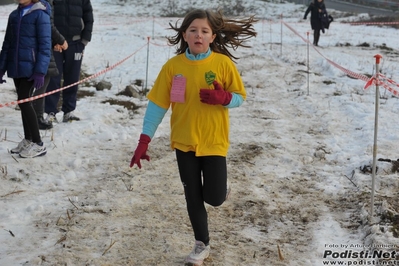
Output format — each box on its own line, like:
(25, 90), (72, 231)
(33, 0), (68, 130)
(45, 0), (94, 123)
(303, 0), (327, 46)
(0, 0), (51, 158)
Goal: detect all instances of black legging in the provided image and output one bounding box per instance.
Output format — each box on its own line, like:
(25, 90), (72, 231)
(13, 78), (42, 144)
(175, 149), (227, 245)
(32, 75), (51, 117)
(313, 27), (321, 46)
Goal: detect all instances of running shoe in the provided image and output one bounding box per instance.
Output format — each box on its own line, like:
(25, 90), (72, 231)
(10, 139), (31, 154)
(184, 241), (210, 266)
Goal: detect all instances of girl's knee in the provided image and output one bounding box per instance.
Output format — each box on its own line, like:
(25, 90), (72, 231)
(204, 197), (225, 207)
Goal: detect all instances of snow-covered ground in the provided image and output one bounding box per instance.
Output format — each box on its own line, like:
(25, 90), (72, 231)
(1, 0), (399, 265)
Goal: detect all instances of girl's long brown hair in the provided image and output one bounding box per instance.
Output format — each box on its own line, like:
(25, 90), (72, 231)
(167, 9), (257, 61)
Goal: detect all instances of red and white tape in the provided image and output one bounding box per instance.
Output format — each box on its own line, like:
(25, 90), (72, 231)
(282, 20), (399, 97)
(364, 73), (399, 96)
(0, 42), (148, 108)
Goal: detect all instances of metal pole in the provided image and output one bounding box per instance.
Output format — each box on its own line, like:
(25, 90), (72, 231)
(145, 37), (150, 94)
(370, 54), (382, 221)
(262, 18), (265, 43)
(152, 17), (155, 39)
(270, 21), (272, 50)
(280, 13), (283, 56)
(307, 32), (310, 95)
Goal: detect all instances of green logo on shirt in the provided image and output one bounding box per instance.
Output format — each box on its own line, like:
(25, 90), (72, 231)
(205, 71), (216, 85)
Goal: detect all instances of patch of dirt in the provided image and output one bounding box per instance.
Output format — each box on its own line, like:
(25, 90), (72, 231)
(101, 99), (140, 111)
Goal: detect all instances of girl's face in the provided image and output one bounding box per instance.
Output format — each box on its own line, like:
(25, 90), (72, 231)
(19, 0), (32, 6)
(183, 18), (216, 56)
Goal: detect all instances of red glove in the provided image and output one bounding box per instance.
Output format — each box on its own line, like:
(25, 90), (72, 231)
(130, 134), (151, 169)
(199, 81), (232, 106)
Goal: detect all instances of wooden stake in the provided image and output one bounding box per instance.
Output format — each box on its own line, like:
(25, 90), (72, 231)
(102, 239), (117, 256)
(277, 244), (284, 261)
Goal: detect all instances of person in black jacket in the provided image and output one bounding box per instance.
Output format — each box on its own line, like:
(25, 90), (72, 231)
(0, 0), (51, 158)
(33, 0), (68, 130)
(45, 0), (94, 123)
(303, 0), (327, 46)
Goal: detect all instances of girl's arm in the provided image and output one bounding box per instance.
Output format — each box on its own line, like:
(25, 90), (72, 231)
(0, 18), (12, 71)
(35, 12), (51, 74)
(225, 93), (244, 108)
(142, 100), (168, 138)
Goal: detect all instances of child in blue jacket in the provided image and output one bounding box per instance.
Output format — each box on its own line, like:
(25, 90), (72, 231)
(0, 0), (51, 158)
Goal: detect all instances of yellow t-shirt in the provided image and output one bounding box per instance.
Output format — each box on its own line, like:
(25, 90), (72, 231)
(147, 52), (246, 157)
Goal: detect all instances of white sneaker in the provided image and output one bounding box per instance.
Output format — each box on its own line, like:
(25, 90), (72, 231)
(10, 139), (31, 154)
(46, 112), (58, 123)
(184, 241), (210, 266)
(63, 111), (80, 122)
(19, 142), (47, 158)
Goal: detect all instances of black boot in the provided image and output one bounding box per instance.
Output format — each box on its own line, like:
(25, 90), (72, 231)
(37, 115), (53, 130)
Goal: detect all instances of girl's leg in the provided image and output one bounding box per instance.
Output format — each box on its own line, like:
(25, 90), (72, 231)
(14, 78), (31, 140)
(201, 156), (228, 207)
(15, 78), (42, 143)
(176, 149), (209, 245)
(33, 75), (51, 117)
(33, 76), (53, 129)
(314, 29), (320, 46)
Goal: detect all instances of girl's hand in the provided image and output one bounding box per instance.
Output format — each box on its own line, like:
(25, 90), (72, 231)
(199, 81), (232, 106)
(130, 134), (151, 169)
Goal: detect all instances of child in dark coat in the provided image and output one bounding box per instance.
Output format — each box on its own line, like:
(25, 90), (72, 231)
(32, 0), (68, 130)
(304, 0), (328, 46)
